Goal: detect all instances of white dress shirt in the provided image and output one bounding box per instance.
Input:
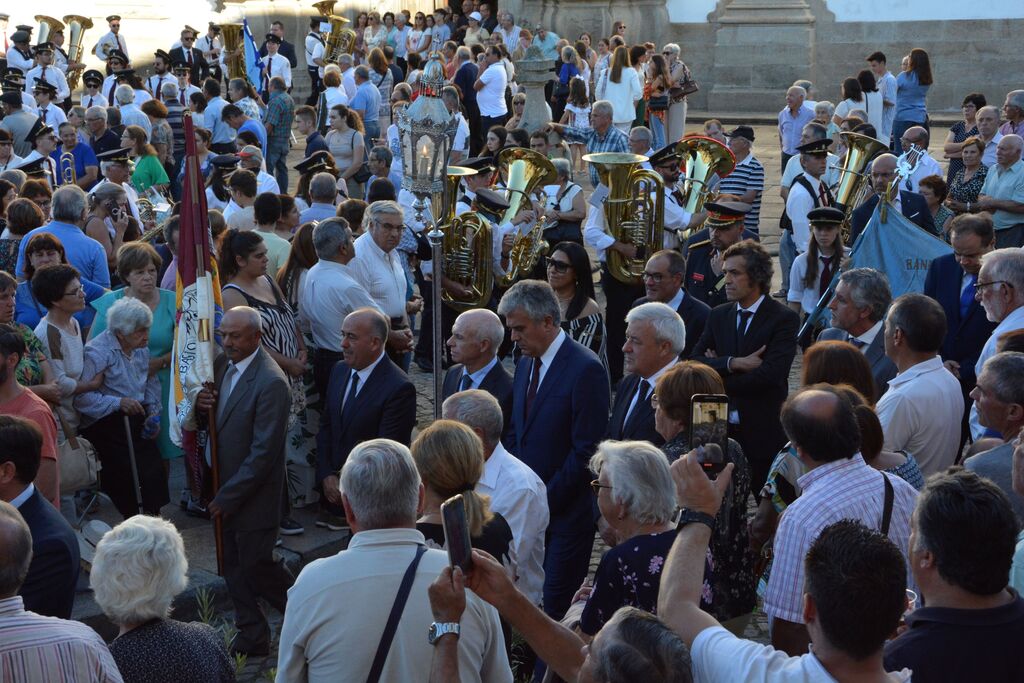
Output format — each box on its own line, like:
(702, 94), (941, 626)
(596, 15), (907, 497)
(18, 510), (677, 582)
(459, 356), (499, 389)
(477, 443), (549, 605)
(263, 52), (292, 89)
(256, 170), (280, 195)
(349, 232), (408, 320)
(93, 31), (127, 62)
(300, 260), (380, 351)
(900, 149), (943, 193)
(850, 319), (883, 349)
(785, 171), (828, 253)
(24, 66), (71, 104)
(324, 85), (349, 109)
(146, 73), (172, 98)
(876, 355), (964, 476)
(222, 347), (259, 401)
(344, 350), (386, 406)
(32, 103), (67, 131)
(477, 62), (508, 118)
(623, 359), (676, 425)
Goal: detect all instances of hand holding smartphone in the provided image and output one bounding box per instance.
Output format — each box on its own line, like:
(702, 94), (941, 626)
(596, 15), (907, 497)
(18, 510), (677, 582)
(690, 393), (729, 478)
(441, 494), (474, 572)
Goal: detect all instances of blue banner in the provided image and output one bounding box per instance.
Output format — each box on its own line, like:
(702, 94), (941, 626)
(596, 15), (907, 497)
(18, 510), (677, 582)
(242, 19), (265, 91)
(850, 202), (952, 297)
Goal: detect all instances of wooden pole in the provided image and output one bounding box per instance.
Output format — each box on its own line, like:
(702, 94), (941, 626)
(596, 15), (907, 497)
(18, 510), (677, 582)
(207, 405), (225, 577)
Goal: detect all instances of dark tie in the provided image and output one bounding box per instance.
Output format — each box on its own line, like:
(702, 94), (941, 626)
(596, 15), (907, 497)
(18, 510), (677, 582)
(850, 338), (867, 350)
(41, 66), (47, 82)
(180, 90), (187, 105)
(736, 310), (753, 346)
(525, 358), (541, 416)
(156, 76), (164, 95)
(107, 82), (116, 105)
(341, 370), (360, 423)
(817, 181), (828, 206)
(819, 255), (834, 294)
(460, 373), (473, 391)
(960, 275), (976, 320)
(624, 378), (651, 433)
(39, 108), (47, 124)
(187, 49), (194, 66)
(217, 363), (238, 420)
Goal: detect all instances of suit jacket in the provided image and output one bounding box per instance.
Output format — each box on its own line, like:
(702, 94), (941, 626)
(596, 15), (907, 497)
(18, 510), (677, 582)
(212, 348), (291, 531)
(848, 191), (937, 245)
(316, 356), (417, 482)
(443, 361), (514, 433)
(632, 293), (710, 359)
(17, 487), (80, 619)
(504, 336), (610, 533)
(168, 46), (209, 85)
(817, 326), (899, 400)
(691, 297), (799, 465)
(923, 253), (997, 394)
(607, 373), (663, 446)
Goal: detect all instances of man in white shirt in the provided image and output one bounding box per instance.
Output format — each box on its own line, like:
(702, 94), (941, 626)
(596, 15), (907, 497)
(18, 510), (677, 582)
(338, 55), (357, 101)
(23, 43), (70, 106)
(867, 50), (898, 143)
(780, 138), (832, 296)
(876, 293), (964, 475)
(441, 86), (470, 162)
(443, 388), (549, 606)
(146, 51), (173, 100)
(779, 122), (840, 203)
(92, 147), (143, 224)
(304, 18), (326, 106)
(276, 438), (512, 682)
(92, 15), (128, 64)
(474, 45), (509, 142)
(238, 146), (280, 195)
(976, 105), (1003, 168)
(4, 30), (34, 75)
(392, 12), (411, 72)
(261, 33), (292, 93)
(897, 126), (943, 192)
(29, 80), (67, 132)
(115, 84), (152, 140)
(491, 12), (521, 55)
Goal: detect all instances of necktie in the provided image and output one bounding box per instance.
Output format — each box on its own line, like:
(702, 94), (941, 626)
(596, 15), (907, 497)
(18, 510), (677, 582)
(819, 255), (833, 294)
(39, 108), (47, 124)
(525, 358), (541, 416)
(41, 66), (47, 82)
(818, 180), (828, 206)
(117, 36), (125, 55)
(107, 82), (116, 105)
(156, 76), (164, 96)
(460, 373), (473, 391)
(341, 370), (360, 423)
(187, 49), (194, 66)
(960, 274), (976, 320)
(217, 363), (238, 420)
(624, 378), (651, 432)
(736, 310), (753, 346)
(850, 338), (867, 350)
(180, 90), (187, 106)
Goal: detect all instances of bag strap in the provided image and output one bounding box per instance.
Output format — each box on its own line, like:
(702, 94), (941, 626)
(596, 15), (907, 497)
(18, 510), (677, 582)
(366, 544), (428, 683)
(44, 323), (81, 446)
(880, 473), (894, 537)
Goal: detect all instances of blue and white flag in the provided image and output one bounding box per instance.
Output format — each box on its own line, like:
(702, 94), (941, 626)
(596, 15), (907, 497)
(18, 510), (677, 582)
(850, 202), (952, 298)
(242, 19), (265, 90)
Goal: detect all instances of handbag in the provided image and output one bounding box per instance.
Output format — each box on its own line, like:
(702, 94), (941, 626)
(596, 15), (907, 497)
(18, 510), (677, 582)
(46, 324), (101, 494)
(349, 131), (373, 184)
(648, 94), (670, 112)
(365, 544), (428, 683)
(669, 64), (699, 102)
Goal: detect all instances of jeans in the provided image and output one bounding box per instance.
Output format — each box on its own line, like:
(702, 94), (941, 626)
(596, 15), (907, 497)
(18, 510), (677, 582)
(649, 115), (666, 150)
(363, 120), (381, 146)
(779, 229), (797, 292)
(266, 142), (289, 195)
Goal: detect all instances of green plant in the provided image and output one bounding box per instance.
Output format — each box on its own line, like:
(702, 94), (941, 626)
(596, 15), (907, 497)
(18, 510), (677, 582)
(195, 587), (216, 626)
(234, 652), (248, 678)
(263, 667), (278, 681)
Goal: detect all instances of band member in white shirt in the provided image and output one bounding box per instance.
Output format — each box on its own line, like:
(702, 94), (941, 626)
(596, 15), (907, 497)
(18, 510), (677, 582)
(93, 15), (128, 64)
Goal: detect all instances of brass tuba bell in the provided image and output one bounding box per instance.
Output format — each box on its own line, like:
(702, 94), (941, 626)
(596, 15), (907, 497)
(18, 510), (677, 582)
(35, 15), (65, 47)
(313, 2), (356, 65)
(62, 15), (94, 92)
(679, 135), (736, 215)
(833, 131), (889, 240)
(493, 148), (558, 287)
(219, 23), (245, 80)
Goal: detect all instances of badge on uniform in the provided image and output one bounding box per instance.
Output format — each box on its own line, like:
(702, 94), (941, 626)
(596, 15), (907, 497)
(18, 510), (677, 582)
(691, 273), (704, 282)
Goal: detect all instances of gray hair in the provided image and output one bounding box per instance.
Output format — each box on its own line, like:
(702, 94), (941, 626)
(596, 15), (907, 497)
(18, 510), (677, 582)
(803, 122), (828, 141)
(0, 501), (32, 597)
(456, 45), (472, 61)
(815, 100), (836, 117)
(114, 83), (135, 105)
(629, 126), (652, 144)
(551, 157), (572, 180)
(662, 43), (680, 56)
(787, 85), (807, 99)
(92, 181), (126, 206)
(90, 515), (188, 626)
(161, 81), (179, 100)
(367, 199), (404, 225)
(107, 296), (153, 336)
(978, 105), (1000, 121)
(369, 145), (393, 165)
(340, 438), (421, 528)
(981, 352), (1024, 406)
(0, 170), (26, 191)
(338, 54), (354, 67)
(354, 65), (370, 80)
(838, 268), (891, 322)
(312, 217), (353, 259)
(982, 248), (1024, 294)
(793, 79), (813, 94)
(589, 440), (677, 524)
(1007, 89), (1024, 110)
(592, 100), (614, 119)
(309, 171), (338, 202)
(497, 279), (561, 326)
(442, 389), (504, 449)
(324, 64), (341, 76)
(593, 607), (693, 681)
(625, 302), (686, 356)
(51, 184), (88, 223)
(458, 308), (505, 351)
(228, 78), (247, 95)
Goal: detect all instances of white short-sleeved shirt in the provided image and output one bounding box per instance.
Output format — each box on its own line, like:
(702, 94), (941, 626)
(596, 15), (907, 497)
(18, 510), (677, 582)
(477, 62), (508, 118)
(787, 248), (847, 315)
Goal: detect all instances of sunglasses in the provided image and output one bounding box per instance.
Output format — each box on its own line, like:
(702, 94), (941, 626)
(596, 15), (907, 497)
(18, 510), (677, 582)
(546, 260), (571, 273)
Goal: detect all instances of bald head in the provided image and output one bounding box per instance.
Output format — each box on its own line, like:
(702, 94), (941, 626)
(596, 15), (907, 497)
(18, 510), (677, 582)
(903, 126), (929, 148)
(220, 306), (263, 361)
(780, 386), (862, 464)
(0, 501), (32, 598)
(870, 153), (898, 191)
(786, 86), (806, 110)
(448, 308), (504, 370)
(996, 134), (1023, 168)
(977, 106), (1000, 137)
(341, 307), (390, 370)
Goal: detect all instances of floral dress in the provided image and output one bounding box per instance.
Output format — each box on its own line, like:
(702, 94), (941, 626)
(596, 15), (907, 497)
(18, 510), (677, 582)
(10, 321), (48, 386)
(946, 121), (978, 184)
(281, 267), (320, 508)
(948, 164), (989, 206)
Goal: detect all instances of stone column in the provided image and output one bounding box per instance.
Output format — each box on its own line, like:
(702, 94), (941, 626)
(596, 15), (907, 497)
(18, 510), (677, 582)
(514, 45), (554, 134)
(707, 0), (816, 112)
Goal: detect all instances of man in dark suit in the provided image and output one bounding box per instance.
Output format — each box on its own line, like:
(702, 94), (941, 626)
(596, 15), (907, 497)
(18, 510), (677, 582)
(819, 268), (899, 400)
(609, 302), (687, 445)
(196, 307), (294, 656)
(498, 280), (610, 620)
(848, 154), (937, 244)
(169, 27), (209, 86)
(444, 309), (513, 432)
(923, 214), (998, 446)
(258, 21), (298, 69)
(691, 240), (800, 489)
(0, 415), (79, 620)
(634, 249), (709, 358)
(317, 308), (417, 530)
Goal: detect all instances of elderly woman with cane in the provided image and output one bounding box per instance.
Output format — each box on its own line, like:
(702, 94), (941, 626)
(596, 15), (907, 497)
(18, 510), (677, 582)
(76, 297), (169, 518)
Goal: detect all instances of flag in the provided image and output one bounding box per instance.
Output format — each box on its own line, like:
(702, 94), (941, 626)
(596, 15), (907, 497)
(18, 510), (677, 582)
(171, 110), (224, 499)
(849, 202), (953, 298)
(242, 18), (265, 91)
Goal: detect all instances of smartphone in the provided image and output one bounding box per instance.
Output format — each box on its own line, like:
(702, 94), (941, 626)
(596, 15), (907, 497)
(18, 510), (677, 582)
(107, 202), (121, 221)
(690, 393), (729, 477)
(441, 494), (474, 572)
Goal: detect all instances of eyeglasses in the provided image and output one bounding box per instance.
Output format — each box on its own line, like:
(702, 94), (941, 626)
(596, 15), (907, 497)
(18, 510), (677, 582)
(63, 285), (85, 297)
(590, 479), (612, 495)
(547, 260), (571, 273)
(975, 280), (1014, 292)
(641, 271), (666, 282)
(662, 51), (672, 56)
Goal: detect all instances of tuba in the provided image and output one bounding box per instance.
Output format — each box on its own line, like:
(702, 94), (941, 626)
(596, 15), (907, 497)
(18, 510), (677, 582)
(220, 23), (245, 80)
(325, 17), (357, 65)
(35, 15), (64, 47)
(833, 131), (889, 239)
(584, 152), (665, 285)
(493, 148), (558, 287)
(59, 152), (76, 187)
(679, 135), (736, 215)
(437, 167), (493, 311)
(62, 15), (94, 92)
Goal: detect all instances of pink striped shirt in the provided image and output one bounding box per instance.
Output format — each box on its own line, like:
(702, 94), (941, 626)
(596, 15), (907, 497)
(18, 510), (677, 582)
(763, 455), (919, 624)
(0, 596), (123, 682)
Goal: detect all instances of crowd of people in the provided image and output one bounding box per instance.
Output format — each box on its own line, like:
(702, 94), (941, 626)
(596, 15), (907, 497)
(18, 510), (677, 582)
(1, 4), (1024, 683)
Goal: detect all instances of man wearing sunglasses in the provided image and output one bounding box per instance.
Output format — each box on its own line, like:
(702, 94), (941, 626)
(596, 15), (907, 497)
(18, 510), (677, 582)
(169, 27), (210, 85)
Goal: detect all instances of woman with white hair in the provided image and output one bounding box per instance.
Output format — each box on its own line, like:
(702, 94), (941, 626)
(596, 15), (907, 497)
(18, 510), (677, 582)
(662, 43), (693, 140)
(576, 439), (693, 639)
(92, 515), (235, 682)
(76, 296), (169, 518)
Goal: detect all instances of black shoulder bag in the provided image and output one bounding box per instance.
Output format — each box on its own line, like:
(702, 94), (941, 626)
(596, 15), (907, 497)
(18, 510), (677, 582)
(365, 544), (429, 683)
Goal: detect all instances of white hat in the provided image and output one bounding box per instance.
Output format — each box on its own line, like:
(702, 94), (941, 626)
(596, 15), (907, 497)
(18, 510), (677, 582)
(469, 11), (482, 22)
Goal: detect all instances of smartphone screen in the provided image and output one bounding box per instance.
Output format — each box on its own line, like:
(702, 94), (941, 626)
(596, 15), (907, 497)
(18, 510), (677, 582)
(690, 394), (729, 476)
(441, 494), (474, 572)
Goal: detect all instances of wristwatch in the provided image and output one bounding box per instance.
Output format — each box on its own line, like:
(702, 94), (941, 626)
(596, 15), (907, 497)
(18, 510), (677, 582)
(676, 508), (716, 532)
(428, 621), (460, 645)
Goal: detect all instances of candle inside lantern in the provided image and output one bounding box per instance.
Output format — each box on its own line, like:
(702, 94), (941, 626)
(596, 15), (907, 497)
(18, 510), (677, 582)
(419, 142), (431, 178)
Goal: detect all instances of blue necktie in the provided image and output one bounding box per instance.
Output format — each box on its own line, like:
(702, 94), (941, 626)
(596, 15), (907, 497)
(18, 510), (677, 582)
(960, 275), (976, 320)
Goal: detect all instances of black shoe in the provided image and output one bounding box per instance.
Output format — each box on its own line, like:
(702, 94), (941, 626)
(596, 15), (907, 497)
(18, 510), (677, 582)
(315, 511), (349, 531)
(185, 499), (210, 519)
(279, 517), (304, 536)
(414, 356), (434, 372)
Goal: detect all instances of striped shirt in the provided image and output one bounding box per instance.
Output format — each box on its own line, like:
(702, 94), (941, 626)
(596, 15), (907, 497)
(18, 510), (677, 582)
(0, 596), (123, 682)
(763, 454), (919, 624)
(718, 153), (765, 234)
(561, 124), (630, 188)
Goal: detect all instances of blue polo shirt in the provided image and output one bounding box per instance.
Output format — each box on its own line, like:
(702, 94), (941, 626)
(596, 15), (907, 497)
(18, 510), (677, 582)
(15, 220), (111, 289)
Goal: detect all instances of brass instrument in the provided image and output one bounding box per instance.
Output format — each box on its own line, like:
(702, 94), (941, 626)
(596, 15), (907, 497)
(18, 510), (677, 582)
(312, 0), (337, 31)
(583, 152), (665, 285)
(679, 135), (736, 215)
(137, 198), (156, 226)
(220, 23), (245, 80)
(324, 16), (357, 65)
(62, 15), (94, 92)
(493, 148), (558, 286)
(35, 15), (64, 47)
(833, 131), (889, 239)
(434, 166), (494, 310)
(59, 152), (76, 186)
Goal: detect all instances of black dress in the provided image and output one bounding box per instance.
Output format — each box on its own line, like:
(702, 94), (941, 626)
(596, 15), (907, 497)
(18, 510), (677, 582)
(417, 512), (514, 569)
(108, 618), (235, 683)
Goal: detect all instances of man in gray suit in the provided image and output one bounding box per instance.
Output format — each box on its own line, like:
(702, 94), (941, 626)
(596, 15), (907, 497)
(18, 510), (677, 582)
(819, 268), (898, 400)
(196, 307), (294, 656)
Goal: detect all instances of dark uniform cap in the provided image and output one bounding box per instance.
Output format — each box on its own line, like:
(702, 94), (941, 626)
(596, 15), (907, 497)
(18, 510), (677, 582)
(727, 126), (755, 142)
(460, 156), (495, 174)
(106, 15), (122, 23)
(82, 69), (104, 85)
(647, 143), (684, 167)
(32, 42), (54, 54)
(807, 206), (846, 225)
(114, 69), (137, 81)
(10, 30), (30, 44)
(31, 79), (58, 96)
(96, 147), (132, 164)
(474, 188), (510, 215)
(211, 154), (241, 169)
(25, 118), (54, 143)
(107, 49), (129, 64)
(154, 49), (171, 62)
(4, 67), (24, 78)
(265, 33), (283, 44)
(16, 156), (51, 178)
(294, 151), (334, 174)
(171, 60), (191, 74)
(796, 138), (832, 156)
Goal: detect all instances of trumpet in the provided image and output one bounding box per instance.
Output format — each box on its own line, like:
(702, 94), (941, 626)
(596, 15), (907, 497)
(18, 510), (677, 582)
(60, 152), (76, 186)
(63, 15), (94, 92)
